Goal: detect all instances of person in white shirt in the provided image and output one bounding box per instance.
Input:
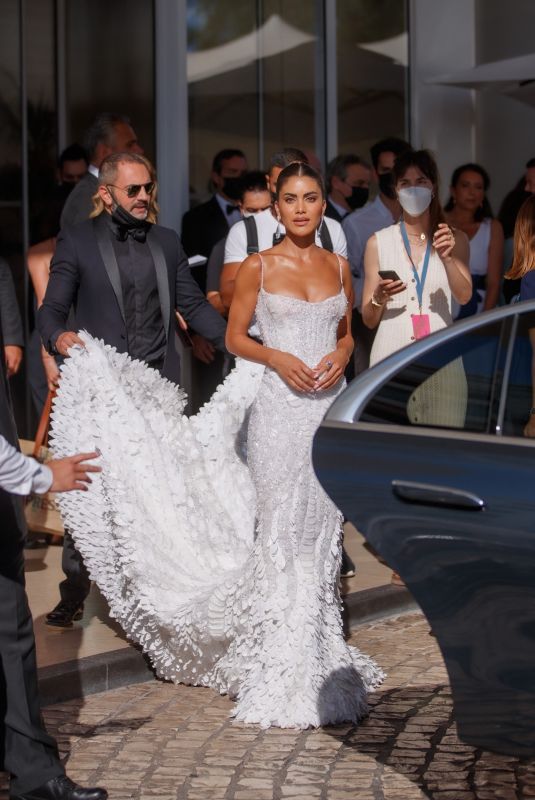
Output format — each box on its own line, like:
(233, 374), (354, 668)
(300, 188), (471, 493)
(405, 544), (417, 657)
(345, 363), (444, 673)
(0, 380), (104, 799)
(220, 148), (347, 312)
(343, 137), (412, 375)
(0, 435), (100, 496)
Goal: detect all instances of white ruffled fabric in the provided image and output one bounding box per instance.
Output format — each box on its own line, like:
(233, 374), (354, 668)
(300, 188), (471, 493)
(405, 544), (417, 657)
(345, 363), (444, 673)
(51, 308), (383, 728)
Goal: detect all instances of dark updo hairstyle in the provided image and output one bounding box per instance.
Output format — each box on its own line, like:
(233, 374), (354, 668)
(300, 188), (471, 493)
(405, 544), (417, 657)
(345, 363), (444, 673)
(275, 161), (325, 200)
(392, 149), (445, 234)
(444, 162), (493, 221)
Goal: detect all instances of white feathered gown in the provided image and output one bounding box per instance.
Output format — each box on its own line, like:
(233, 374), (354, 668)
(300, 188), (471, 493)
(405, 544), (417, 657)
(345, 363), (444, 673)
(50, 286), (383, 728)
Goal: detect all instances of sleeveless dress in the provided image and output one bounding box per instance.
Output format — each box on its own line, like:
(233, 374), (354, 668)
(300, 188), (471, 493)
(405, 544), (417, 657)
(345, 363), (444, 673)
(369, 224), (467, 428)
(50, 256), (384, 729)
(455, 218), (492, 319)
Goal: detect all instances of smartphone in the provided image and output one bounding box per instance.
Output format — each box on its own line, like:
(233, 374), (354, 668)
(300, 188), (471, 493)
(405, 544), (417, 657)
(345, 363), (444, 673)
(378, 269), (402, 282)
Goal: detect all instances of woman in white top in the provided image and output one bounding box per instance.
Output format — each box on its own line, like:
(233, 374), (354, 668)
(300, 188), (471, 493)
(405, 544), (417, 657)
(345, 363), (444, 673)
(362, 150), (471, 587)
(362, 149), (471, 366)
(444, 163), (504, 318)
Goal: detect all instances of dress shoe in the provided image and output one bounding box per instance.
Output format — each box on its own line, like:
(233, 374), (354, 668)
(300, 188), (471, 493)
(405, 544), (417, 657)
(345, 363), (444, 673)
(45, 600), (84, 628)
(11, 774), (107, 799)
(340, 547), (356, 578)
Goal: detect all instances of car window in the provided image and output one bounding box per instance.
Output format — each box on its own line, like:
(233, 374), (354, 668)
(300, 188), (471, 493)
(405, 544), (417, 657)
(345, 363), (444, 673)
(502, 310), (535, 438)
(360, 319), (508, 433)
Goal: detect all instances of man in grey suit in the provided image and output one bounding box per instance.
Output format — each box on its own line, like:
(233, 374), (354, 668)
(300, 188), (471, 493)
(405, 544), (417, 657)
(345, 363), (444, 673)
(60, 112), (143, 229)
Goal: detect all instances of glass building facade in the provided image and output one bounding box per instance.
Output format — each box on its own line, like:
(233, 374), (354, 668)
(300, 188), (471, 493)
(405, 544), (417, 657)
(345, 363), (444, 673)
(2, 0), (408, 434)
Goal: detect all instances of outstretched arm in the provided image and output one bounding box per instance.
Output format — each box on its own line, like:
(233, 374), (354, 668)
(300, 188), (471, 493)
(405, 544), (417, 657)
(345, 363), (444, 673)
(0, 435), (100, 495)
(38, 228), (82, 354)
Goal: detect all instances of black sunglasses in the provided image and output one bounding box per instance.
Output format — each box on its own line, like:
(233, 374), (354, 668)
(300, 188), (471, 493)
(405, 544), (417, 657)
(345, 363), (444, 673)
(107, 182), (155, 198)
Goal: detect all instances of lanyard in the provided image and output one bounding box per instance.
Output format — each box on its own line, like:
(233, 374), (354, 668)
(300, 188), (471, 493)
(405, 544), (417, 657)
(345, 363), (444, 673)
(400, 220), (431, 315)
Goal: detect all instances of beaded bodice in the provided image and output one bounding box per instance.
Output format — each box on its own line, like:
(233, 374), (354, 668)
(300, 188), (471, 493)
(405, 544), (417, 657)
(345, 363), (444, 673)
(255, 288), (347, 368)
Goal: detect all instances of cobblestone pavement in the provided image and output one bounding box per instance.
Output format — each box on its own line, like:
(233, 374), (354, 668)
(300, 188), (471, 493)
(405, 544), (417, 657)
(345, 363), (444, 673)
(2, 611), (535, 799)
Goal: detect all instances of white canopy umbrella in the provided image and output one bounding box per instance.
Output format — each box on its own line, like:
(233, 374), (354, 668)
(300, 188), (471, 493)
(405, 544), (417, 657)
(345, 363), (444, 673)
(427, 53), (535, 108)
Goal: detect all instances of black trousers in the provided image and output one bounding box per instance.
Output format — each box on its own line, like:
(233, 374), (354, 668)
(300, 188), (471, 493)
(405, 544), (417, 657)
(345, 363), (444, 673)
(59, 530), (91, 605)
(350, 308), (377, 378)
(0, 489), (64, 795)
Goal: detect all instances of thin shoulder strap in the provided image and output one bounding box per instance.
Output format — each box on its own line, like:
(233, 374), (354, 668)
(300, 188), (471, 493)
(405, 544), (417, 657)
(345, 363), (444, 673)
(257, 252), (264, 288)
(335, 252), (343, 288)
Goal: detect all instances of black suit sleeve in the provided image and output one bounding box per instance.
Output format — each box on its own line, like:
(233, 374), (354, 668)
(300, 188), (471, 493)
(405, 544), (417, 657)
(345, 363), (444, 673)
(0, 258), (24, 347)
(174, 235), (227, 352)
(38, 228), (80, 353)
(180, 207), (199, 258)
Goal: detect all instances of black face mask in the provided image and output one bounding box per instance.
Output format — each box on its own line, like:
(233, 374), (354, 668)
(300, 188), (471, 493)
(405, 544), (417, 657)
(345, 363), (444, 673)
(222, 176), (243, 201)
(112, 204), (149, 228)
(378, 171), (397, 200)
(346, 185), (369, 210)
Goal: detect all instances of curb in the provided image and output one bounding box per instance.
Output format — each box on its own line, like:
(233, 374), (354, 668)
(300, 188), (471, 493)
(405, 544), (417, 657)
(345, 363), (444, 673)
(37, 584), (418, 705)
(38, 646), (154, 706)
(344, 584), (417, 629)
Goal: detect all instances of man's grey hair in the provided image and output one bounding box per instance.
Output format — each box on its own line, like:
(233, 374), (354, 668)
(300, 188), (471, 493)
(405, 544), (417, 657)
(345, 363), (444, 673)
(326, 154), (370, 193)
(83, 112), (131, 161)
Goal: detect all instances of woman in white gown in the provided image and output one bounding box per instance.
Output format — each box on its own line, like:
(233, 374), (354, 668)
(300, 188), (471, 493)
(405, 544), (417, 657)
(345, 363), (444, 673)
(51, 162), (383, 729)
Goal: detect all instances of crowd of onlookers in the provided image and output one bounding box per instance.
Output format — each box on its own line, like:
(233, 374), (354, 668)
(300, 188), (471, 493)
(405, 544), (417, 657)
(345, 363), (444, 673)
(1, 112), (534, 423)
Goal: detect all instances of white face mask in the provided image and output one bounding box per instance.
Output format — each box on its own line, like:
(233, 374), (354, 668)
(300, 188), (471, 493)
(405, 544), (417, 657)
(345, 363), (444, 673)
(397, 186), (433, 217)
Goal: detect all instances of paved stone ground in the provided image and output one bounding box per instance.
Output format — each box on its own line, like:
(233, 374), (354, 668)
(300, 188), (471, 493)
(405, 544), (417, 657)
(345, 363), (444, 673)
(2, 611), (535, 799)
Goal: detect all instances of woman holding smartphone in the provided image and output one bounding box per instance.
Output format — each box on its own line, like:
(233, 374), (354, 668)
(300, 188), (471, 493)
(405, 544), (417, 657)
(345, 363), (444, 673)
(362, 149), (471, 366)
(362, 150), (471, 586)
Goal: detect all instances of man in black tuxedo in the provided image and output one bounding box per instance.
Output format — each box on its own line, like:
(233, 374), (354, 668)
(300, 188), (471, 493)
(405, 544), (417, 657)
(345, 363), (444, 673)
(181, 148), (248, 278)
(38, 152), (227, 625)
(325, 154), (371, 223)
(0, 295), (106, 799)
(181, 149), (248, 409)
(60, 112), (143, 229)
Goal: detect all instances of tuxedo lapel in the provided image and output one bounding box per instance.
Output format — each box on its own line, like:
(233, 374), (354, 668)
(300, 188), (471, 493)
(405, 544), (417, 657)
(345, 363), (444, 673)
(147, 229), (171, 331)
(93, 215), (126, 323)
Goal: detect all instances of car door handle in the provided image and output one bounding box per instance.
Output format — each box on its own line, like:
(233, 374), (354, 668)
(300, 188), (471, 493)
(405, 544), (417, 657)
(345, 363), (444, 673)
(392, 480), (487, 511)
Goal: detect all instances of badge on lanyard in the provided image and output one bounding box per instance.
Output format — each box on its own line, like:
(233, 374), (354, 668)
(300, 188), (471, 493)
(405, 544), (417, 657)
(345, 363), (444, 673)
(400, 221), (432, 340)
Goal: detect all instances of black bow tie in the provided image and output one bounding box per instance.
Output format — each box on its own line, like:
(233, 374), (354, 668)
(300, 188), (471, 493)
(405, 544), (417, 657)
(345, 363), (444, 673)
(226, 204), (237, 215)
(115, 225), (147, 243)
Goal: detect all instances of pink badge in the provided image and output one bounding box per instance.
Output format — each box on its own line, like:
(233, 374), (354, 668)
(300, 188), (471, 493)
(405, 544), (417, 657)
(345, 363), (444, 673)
(411, 314), (431, 340)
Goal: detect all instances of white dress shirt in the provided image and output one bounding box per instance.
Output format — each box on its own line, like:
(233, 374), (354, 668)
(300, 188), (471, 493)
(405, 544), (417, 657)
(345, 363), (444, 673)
(342, 195), (397, 308)
(0, 435), (52, 495)
(224, 208), (347, 264)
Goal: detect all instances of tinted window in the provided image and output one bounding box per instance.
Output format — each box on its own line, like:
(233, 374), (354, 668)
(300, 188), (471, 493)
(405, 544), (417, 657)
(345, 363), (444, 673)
(361, 319), (508, 433)
(502, 310), (535, 438)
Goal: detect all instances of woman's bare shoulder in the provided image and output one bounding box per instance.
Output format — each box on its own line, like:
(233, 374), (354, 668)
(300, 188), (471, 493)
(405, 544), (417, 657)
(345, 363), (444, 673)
(235, 253), (262, 284)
